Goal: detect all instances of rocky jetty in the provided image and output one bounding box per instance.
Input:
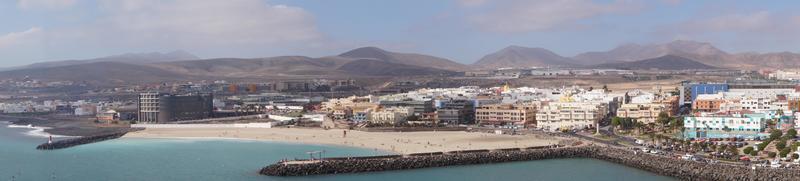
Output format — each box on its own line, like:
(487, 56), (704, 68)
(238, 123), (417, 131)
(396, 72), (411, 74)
(261, 146), (800, 180)
(36, 128), (144, 150)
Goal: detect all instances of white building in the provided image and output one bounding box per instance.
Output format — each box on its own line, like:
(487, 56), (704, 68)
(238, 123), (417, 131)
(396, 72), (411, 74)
(768, 69), (800, 81)
(683, 113), (768, 139)
(370, 107), (414, 124)
(536, 102), (608, 131)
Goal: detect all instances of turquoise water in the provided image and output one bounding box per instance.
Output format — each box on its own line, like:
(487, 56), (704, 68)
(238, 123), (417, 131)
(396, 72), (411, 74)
(0, 122), (675, 181)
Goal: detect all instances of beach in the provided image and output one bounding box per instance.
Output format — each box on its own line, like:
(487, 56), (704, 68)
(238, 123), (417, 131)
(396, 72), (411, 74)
(124, 127), (563, 154)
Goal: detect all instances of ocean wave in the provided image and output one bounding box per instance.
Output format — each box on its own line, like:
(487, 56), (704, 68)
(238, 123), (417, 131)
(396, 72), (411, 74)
(6, 124), (73, 138)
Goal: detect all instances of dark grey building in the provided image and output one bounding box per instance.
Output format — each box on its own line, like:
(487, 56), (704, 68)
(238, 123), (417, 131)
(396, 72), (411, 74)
(138, 92), (214, 123)
(436, 99), (476, 125)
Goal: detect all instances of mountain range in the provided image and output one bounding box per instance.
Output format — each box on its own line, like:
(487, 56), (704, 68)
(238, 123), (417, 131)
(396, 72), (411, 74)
(3, 40), (800, 84)
(592, 55), (718, 70)
(473, 40), (800, 70)
(0, 47), (460, 84)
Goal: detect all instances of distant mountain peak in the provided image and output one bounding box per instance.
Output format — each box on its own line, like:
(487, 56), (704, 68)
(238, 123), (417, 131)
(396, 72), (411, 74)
(473, 45), (572, 69)
(594, 54), (717, 70)
(336, 46), (469, 71)
(338, 46), (391, 60)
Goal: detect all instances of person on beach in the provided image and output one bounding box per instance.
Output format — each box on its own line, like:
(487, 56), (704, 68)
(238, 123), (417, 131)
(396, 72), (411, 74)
(343, 130), (347, 138)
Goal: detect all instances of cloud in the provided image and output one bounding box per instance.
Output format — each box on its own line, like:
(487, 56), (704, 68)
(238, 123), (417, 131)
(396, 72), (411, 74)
(17, 0), (76, 10)
(11, 0), (326, 61)
(656, 11), (800, 52)
(467, 0), (641, 33)
(90, 0), (322, 47)
(457, 0), (488, 7)
(662, 11), (800, 37)
(0, 27), (43, 48)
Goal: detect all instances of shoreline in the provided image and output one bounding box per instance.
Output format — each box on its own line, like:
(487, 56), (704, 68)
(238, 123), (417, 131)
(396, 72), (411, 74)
(122, 136), (400, 154)
(124, 127), (565, 154)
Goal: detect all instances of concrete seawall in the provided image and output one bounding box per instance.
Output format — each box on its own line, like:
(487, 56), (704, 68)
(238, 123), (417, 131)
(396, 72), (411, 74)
(261, 146), (800, 180)
(36, 128), (144, 150)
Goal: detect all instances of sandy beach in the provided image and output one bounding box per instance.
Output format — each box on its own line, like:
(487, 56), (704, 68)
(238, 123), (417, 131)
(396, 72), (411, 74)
(124, 128), (564, 154)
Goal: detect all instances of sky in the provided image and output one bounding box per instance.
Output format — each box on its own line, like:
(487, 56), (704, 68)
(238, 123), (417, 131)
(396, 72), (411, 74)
(1, 0), (800, 67)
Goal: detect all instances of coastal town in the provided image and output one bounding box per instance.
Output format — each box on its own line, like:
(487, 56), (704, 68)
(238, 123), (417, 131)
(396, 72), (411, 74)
(7, 1), (800, 180)
(3, 68), (800, 178)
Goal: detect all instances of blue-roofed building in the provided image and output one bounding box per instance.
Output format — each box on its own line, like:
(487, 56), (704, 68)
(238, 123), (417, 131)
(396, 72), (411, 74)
(679, 83), (728, 105)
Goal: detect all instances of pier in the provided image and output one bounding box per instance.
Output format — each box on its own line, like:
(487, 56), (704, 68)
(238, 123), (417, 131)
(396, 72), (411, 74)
(35, 128), (144, 150)
(261, 146), (800, 180)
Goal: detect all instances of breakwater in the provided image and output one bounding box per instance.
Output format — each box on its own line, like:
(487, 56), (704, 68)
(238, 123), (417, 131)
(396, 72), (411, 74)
(36, 128), (144, 150)
(261, 146), (800, 180)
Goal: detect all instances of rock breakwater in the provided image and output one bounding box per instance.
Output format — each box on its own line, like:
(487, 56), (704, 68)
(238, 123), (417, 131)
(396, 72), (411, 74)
(261, 146), (800, 180)
(36, 128), (144, 150)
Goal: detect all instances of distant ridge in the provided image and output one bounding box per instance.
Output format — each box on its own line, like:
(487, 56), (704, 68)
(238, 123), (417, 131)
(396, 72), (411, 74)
(5, 40), (800, 84)
(593, 55), (718, 70)
(338, 47), (470, 71)
(0, 62), (192, 84)
(15, 50), (200, 70)
(472, 45), (573, 69)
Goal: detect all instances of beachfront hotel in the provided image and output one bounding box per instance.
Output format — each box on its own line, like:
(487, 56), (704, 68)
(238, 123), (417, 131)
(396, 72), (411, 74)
(536, 102), (608, 131)
(369, 106), (414, 125)
(475, 104), (536, 127)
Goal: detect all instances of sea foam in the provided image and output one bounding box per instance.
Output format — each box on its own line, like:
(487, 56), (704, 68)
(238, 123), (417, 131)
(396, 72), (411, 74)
(6, 124), (72, 138)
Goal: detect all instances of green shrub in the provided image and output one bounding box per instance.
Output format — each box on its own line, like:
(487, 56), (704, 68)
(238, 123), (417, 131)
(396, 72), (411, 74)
(743, 147), (754, 154)
(777, 140), (787, 150)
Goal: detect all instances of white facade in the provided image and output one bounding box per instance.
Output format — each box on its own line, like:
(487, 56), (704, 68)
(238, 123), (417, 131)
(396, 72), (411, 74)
(768, 70), (800, 80)
(370, 107), (414, 124)
(536, 102), (607, 131)
(684, 113), (767, 132)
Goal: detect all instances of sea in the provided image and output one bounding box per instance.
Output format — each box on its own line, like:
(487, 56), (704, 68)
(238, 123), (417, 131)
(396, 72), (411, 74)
(0, 121), (676, 181)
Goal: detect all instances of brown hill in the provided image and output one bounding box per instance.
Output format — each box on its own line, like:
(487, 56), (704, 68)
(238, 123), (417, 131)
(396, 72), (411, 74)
(17, 50), (199, 70)
(157, 55), (453, 77)
(573, 40), (730, 66)
(593, 55), (718, 70)
(0, 62), (195, 84)
(472, 46), (573, 69)
(573, 40), (800, 69)
(338, 47), (470, 71)
(337, 59), (455, 76)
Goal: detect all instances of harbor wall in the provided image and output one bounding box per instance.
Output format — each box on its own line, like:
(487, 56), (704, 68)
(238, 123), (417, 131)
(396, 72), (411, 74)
(261, 146), (800, 181)
(35, 128), (144, 150)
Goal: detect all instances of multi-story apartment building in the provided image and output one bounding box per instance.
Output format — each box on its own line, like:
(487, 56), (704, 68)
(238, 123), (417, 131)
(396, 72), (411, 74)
(679, 82), (728, 105)
(370, 107), (414, 125)
(137, 92), (214, 123)
(768, 69), (800, 81)
(692, 94), (724, 112)
(322, 95), (379, 120)
(683, 113), (769, 139)
(436, 99), (476, 125)
(615, 103), (667, 124)
(475, 104), (536, 127)
(536, 102), (607, 131)
(379, 99), (434, 115)
(321, 95), (378, 112)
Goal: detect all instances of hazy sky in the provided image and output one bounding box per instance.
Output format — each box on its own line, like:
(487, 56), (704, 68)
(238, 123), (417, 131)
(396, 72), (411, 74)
(1, 0), (800, 67)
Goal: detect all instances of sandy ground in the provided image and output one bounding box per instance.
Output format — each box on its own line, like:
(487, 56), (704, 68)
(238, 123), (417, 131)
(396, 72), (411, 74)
(124, 128), (563, 154)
